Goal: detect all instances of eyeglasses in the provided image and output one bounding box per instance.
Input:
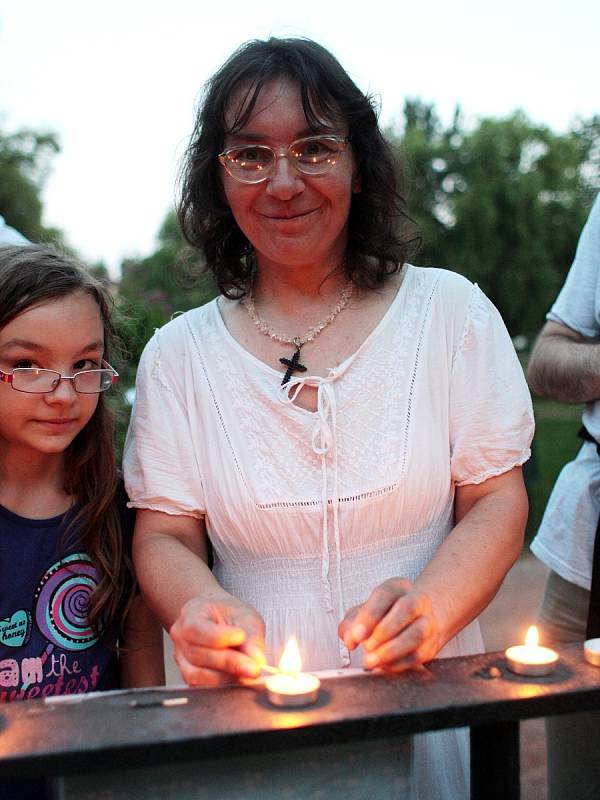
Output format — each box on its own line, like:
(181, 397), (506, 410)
(0, 361), (119, 394)
(218, 135), (350, 184)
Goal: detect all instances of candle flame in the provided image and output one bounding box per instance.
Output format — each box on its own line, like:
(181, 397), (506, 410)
(278, 636), (302, 673)
(525, 625), (539, 647)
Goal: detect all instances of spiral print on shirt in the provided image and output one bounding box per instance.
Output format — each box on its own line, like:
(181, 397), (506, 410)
(33, 554), (99, 651)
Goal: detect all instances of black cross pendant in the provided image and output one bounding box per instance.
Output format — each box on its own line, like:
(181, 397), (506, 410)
(280, 346), (307, 386)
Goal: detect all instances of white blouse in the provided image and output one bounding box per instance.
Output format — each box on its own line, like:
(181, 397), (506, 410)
(124, 265), (534, 799)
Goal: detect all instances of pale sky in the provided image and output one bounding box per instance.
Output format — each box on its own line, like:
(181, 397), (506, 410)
(1, 0), (598, 275)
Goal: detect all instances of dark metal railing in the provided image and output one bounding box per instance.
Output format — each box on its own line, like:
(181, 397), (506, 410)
(0, 643), (598, 799)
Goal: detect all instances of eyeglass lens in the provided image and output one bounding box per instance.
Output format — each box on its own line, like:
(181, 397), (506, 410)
(222, 136), (345, 181)
(11, 369), (115, 393)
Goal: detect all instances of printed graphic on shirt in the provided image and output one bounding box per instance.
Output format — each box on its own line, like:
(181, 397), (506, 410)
(0, 609), (32, 648)
(33, 553), (99, 652)
(0, 554), (103, 699)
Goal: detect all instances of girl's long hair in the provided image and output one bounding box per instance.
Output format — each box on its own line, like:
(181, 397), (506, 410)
(0, 244), (134, 640)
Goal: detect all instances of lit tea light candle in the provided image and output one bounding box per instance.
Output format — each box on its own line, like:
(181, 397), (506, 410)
(584, 638), (600, 666)
(265, 636), (320, 707)
(505, 625), (558, 676)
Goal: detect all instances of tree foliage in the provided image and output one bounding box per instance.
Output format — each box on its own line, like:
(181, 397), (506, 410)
(118, 211), (217, 383)
(397, 100), (600, 337)
(0, 126), (63, 243)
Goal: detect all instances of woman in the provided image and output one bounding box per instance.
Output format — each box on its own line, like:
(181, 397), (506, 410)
(124, 37), (533, 798)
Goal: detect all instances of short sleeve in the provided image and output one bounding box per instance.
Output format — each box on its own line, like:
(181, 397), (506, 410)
(548, 193), (600, 337)
(123, 325), (206, 518)
(449, 284), (534, 486)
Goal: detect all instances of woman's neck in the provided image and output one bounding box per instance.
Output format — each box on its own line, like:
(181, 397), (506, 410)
(252, 264), (349, 312)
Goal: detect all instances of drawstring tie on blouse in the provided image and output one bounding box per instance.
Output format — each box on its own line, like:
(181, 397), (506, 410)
(278, 377), (344, 617)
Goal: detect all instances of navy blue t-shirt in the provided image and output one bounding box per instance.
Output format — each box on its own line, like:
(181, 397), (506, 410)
(0, 495), (133, 798)
(0, 504), (120, 702)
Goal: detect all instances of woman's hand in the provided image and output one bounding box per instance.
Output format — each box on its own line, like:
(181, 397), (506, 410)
(338, 578), (442, 672)
(170, 595), (267, 687)
(132, 511), (267, 687)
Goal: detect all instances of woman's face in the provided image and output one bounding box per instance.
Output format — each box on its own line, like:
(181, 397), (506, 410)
(220, 79), (360, 275)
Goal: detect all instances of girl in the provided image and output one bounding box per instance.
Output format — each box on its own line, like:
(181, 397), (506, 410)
(0, 244), (164, 799)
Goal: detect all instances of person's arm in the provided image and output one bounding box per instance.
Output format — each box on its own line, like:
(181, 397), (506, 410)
(528, 196), (600, 402)
(132, 509), (266, 686)
(339, 466), (527, 671)
(527, 320), (600, 403)
(119, 595), (165, 688)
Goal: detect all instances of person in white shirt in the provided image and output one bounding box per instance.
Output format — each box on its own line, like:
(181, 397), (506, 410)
(529, 193), (600, 800)
(0, 215), (29, 245)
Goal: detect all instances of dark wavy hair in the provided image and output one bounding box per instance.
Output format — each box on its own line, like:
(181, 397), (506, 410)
(0, 244), (134, 641)
(178, 36), (421, 298)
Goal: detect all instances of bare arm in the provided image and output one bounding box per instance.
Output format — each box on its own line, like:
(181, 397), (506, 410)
(119, 595), (166, 688)
(339, 466), (527, 670)
(133, 509), (222, 627)
(132, 509), (266, 686)
(527, 320), (600, 403)
(415, 465), (527, 646)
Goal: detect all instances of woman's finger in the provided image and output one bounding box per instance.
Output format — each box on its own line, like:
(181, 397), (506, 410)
(173, 650), (241, 687)
(363, 615), (434, 669)
(234, 615), (267, 663)
(362, 591), (432, 651)
(371, 646), (431, 674)
(239, 636), (267, 666)
(171, 616), (247, 649)
(176, 640), (262, 677)
(347, 578), (413, 645)
(338, 605), (361, 649)
(169, 595), (268, 686)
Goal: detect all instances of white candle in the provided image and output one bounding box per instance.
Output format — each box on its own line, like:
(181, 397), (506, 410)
(584, 638), (600, 666)
(505, 625), (558, 676)
(265, 636), (321, 707)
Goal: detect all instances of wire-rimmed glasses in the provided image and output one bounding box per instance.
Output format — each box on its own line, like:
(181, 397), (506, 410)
(218, 135), (350, 184)
(0, 360), (119, 394)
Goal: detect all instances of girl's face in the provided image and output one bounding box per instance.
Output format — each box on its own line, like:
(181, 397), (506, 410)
(0, 291), (104, 462)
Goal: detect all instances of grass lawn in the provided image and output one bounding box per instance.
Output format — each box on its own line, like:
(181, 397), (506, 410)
(525, 398), (584, 543)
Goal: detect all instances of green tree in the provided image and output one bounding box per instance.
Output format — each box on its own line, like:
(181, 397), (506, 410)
(393, 99), (450, 267)
(118, 211), (217, 384)
(396, 103), (600, 337)
(0, 126), (63, 243)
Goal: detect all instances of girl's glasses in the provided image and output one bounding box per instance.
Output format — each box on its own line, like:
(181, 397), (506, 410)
(0, 361), (119, 394)
(218, 135), (349, 184)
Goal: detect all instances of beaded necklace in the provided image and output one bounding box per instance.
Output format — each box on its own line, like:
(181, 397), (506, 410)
(241, 280), (354, 385)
